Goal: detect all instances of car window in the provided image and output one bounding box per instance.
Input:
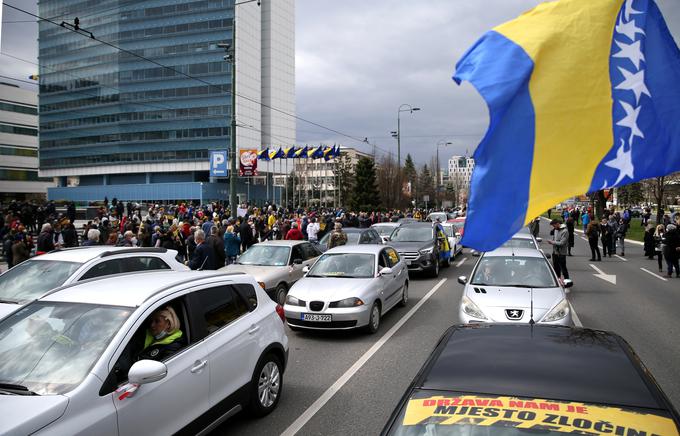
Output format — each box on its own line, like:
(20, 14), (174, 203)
(386, 248), (400, 267)
(300, 243), (318, 260)
(359, 231), (371, 244)
(80, 259), (124, 280)
(0, 260), (83, 303)
(378, 250), (389, 268)
(193, 286), (249, 334)
(124, 256), (171, 272)
(290, 246), (304, 263)
(471, 256), (557, 288)
(370, 230), (381, 243)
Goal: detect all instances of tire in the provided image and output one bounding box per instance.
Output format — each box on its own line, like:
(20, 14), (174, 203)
(398, 282), (409, 307)
(247, 354), (283, 417)
(442, 255), (451, 268)
(274, 283), (288, 306)
(429, 257), (440, 278)
(365, 302), (381, 334)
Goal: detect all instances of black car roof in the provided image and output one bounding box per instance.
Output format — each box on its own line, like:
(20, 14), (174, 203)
(418, 324), (668, 411)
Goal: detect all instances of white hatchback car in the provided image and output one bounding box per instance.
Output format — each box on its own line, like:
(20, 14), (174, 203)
(0, 247), (188, 319)
(0, 270), (289, 435)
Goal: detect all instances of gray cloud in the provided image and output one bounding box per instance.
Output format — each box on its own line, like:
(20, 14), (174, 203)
(0, 1), (39, 89)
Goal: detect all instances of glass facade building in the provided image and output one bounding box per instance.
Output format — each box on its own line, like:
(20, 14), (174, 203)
(38, 0), (295, 203)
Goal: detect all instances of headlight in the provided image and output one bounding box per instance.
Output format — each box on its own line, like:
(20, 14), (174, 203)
(419, 246), (434, 255)
(285, 295), (306, 306)
(329, 297), (365, 308)
(541, 299), (570, 322)
(461, 295), (487, 320)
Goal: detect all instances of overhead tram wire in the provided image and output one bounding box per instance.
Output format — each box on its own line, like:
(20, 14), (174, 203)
(4, 3), (374, 151)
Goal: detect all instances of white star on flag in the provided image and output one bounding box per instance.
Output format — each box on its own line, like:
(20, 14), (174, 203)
(605, 139), (635, 185)
(616, 100), (644, 144)
(624, 0), (643, 22)
(616, 67), (651, 103)
(616, 15), (645, 41)
(613, 39), (645, 70)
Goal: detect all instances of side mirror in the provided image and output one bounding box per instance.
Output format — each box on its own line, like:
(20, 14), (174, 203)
(471, 251), (481, 257)
(536, 237), (542, 243)
(293, 258), (303, 265)
(457, 276), (468, 285)
(455, 233), (461, 238)
(379, 267), (393, 276)
(302, 266), (310, 273)
(128, 360), (167, 385)
(563, 279), (573, 288)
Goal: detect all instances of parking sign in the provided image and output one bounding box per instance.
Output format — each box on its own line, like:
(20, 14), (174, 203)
(210, 151), (228, 177)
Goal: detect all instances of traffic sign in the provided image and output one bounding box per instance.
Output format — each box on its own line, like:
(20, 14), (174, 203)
(210, 150), (228, 177)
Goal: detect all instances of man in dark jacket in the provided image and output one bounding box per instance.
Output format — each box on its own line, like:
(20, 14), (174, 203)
(240, 218), (255, 252)
(189, 230), (216, 270)
(207, 226), (226, 268)
(36, 223), (55, 254)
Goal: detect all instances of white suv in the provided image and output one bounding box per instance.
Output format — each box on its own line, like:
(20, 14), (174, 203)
(0, 270), (289, 435)
(0, 247), (188, 319)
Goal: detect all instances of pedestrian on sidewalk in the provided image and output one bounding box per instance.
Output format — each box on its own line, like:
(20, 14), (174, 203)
(586, 221), (601, 261)
(600, 218), (612, 258)
(548, 219), (570, 281)
(653, 224), (665, 272)
(663, 224), (680, 278)
(608, 217), (619, 256)
(616, 218), (627, 257)
(566, 216), (575, 256)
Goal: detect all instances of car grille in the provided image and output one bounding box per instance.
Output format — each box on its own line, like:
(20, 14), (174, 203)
(287, 318), (358, 329)
(399, 251), (420, 261)
(309, 301), (325, 311)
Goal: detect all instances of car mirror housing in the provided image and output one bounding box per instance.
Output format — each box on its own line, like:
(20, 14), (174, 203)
(302, 266), (310, 273)
(563, 279), (573, 288)
(128, 360), (168, 385)
(536, 237), (543, 243)
(293, 258), (303, 265)
(379, 267), (393, 276)
(457, 276), (468, 285)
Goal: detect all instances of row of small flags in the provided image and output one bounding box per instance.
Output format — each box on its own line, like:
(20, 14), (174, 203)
(257, 145), (341, 161)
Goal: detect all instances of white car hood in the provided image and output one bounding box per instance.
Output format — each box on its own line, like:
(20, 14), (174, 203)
(466, 285), (563, 310)
(290, 277), (374, 303)
(0, 395), (69, 435)
(0, 302), (20, 320)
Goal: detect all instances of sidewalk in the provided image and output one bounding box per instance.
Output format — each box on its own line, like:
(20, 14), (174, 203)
(539, 216), (643, 246)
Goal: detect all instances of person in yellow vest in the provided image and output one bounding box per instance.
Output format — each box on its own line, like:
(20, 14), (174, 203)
(414, 210), (422, 221)
(136, 306), (184, 361)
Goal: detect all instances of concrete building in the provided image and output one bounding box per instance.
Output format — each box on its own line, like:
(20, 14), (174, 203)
(38, 0), (295, 204)
(448, 155), (475, 188)
(0, 83), (53, 201)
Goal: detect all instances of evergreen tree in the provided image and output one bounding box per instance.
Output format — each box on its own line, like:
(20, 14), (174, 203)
(336, 154), (355, 208)
(418, 164), (436, 208)
(350, 157), (381, 211)
(403, 154), (417, 201)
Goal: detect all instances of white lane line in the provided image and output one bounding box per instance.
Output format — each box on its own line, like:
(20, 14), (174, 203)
(614, 255), (628, 262)
(640, 267), (668, 282)
(456, 257), (467, 267)
(280, 278), (448, 436)
(569, 302), (583, 327)
(580, 236), (588, 242)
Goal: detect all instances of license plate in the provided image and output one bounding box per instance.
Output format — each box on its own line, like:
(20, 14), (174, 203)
(302, 313), (332, 322)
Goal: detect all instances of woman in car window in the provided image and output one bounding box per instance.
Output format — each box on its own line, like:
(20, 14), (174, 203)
(136, 306), (184, 361)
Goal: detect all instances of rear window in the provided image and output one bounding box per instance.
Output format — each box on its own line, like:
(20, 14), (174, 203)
(0, 260), (83, 303)
(387, 391), (679, 436)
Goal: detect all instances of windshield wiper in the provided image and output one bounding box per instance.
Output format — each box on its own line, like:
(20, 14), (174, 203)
(305, 274), (324, 278)
(0, 299), (19, 304)
(0, 383), (39, 395)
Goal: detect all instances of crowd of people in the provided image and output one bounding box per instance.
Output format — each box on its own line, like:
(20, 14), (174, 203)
(0, 198), (446, 271)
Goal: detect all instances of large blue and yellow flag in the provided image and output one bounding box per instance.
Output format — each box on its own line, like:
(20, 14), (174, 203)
(453, 0), (680, 251)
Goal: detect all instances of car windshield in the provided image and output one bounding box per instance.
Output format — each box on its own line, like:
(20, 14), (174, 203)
(427, 213), (447, 222)
(320, 232), (361, 246)
(387, 390), (678, 436)
(237, 245), (290, 266)
(0, 302), (132, 395)
(0, 260), (83, 303)
(442, 226), (455, 238)
(471, 256), (557, 288)
(307, 253), (375, 278)
(373, 225), (396, 236)
(390, 227), (433, 242)
(500, 238), (536, 249)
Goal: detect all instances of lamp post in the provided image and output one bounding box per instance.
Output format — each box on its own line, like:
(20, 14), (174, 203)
(436, 141), (452, 208)
(393, 104), (420, 169)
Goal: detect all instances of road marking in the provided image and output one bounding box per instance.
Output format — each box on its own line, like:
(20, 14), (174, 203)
(569, 302), (583, 327)
(580, 236), (588, 242)
(280, 278), (448, 436)
(455, 257), (467, 267)
(614, 254), (627, 262)
(640, 267), (668, 282)
(589, 263), (616, 285)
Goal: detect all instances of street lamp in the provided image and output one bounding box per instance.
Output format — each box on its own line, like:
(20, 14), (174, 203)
(436, 141), (452, 207)
(395, 104), (420, 169)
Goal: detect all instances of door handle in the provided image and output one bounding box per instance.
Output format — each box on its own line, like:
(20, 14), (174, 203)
(190, 360), (207, 373)
(248, 325), (261, 334)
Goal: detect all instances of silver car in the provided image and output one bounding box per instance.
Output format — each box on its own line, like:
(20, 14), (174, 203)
(283, 245), (408, 333)
(0, 247), (188, 319)
(457, 247), (573, 326)
(371, 222), (400, 243)
(220, 240), (322, 305)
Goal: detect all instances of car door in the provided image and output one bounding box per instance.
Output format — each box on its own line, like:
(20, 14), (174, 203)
(289, 245), (307, 282)
(378, 249), (400, 308)
(110, 294), (211, 436)
(187, 284), (260, 408)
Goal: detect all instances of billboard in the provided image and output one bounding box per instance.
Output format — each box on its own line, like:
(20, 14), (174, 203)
(239, 149), (258, 176)
(209, 150), (228, 177)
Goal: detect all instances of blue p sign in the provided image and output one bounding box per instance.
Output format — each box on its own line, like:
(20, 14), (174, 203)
(210, 151), (228, 177)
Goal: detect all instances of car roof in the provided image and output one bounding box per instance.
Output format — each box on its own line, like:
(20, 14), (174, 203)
(252, 240), (306, 246)
(33, 247), (170, 264)
(340, 227), (367, 233)
(482, 247), (543, 258)
(41, 271), (244, 307)
(324, 245), (384, 254)
(418, 324), (667, 410)
(372, 222), (399, 227)
(399, 223), (434, 228)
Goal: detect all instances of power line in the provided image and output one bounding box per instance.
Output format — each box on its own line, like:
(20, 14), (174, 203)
(5, 2), (373, 149)
(0, 74), (37, 86)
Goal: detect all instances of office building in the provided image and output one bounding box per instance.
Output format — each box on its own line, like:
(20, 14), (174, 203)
(38, 0), (295, 204)
(0, 83), (53, 201)
(448, 155), (475, 187)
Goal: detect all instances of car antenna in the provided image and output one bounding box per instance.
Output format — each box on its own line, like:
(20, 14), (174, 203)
(529, 287), (535, 325)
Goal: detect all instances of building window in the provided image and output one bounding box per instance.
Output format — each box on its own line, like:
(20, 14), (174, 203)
(0, 146), (37, 157)
(0, 169), (50, 181)
(0, 101), (38, 116)
(0, 123), (38, 136)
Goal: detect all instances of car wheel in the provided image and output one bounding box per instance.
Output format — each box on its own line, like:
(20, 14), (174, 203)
(366, 302), (381, 334)
(274, 283), (288, 306)
(442, 255), (451, 268)
(398, 282), (409, 307)
(247, 354), (283, 417)
(430, 258), (440, 277)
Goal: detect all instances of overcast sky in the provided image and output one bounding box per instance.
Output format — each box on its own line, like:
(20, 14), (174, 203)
(2, 0), (680, 167)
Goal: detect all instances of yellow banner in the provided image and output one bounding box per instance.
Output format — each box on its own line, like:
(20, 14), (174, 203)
(403, 395), (678, 435)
